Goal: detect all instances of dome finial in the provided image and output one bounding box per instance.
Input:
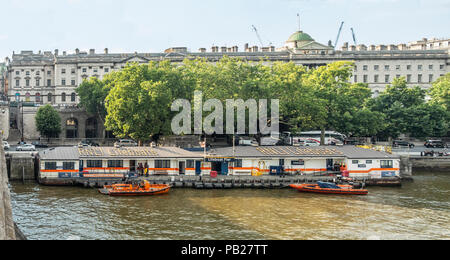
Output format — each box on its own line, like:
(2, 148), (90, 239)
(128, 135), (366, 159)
(297, 13), (301, 31)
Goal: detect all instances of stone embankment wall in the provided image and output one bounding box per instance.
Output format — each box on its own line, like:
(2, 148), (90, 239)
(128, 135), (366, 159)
(0, 134), (16, 240)
(7, 153), (36, 181)
(0, 105), (9, 140)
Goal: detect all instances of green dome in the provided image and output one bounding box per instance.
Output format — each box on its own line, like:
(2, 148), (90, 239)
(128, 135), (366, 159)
(287, 31), (314, 42)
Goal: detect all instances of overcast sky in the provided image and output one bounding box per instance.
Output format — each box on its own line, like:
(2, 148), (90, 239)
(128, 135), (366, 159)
(0, 0), (449, 59)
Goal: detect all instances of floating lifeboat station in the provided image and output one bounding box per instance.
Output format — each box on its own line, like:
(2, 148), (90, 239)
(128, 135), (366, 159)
(38, 145), (401, 188)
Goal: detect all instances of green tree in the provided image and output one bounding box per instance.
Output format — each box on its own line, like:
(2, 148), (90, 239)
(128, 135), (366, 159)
(76, 77), (110, 129)
(429, 73), (450, 111)
(104, 62), (191, 144)
(302, 61), (380, 142)
(35, 104), (61, 140)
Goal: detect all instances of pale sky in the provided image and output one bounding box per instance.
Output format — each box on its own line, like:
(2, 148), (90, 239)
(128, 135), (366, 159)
(0, 0), (449, 59)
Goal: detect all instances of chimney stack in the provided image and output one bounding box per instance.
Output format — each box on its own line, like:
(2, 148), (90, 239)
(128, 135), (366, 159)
(89, 49), (95, 55)
(199, 48), (206, 53)
(54, 49), (59, 56)
(104, 48), (109, 54)
(75, 48), (80, 55)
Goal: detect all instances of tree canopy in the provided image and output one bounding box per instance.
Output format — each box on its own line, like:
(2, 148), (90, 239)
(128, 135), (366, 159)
(35, 104), (61, 140)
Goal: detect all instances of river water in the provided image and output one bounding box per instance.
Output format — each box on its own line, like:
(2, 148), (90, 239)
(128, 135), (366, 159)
(9, 172), (450, 240)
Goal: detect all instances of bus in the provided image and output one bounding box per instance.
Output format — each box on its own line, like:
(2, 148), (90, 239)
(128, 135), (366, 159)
(282, 131), (347, 146)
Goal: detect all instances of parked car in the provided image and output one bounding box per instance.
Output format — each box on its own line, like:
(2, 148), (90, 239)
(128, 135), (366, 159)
(114, 139), (138, 147)
(393, 140), (415, 148)
(304, 139), (320, 147)
(79, 140), (100, 147)
(31, 141), (48, 148)
(2, 141), (10, 150)
(424, 140), (447, 148)
(16, 144), (36, 151)
(238, 137), (258, 146)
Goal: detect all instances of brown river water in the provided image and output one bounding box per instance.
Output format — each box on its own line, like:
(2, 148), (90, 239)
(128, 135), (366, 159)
(9, 171), (450, 240)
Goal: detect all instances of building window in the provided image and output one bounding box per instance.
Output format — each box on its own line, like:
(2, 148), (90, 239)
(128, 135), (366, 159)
(418, 65), (422, 71)
(105, 68), (109, 73)
(45, 162), (57, 170)
(429, 65), (433, 70)
(47, 79), (51, 87)
(396, 65), (400, 70)
(25, 92), (30, 102)
(61, 93), (66, 102)
(87, 160), (103, 168)
(384, 65), (390, 71)
(61, 69), (66, 74)
(71, 69), (76, 74)
(48, 93), (52, 102)
(47, 71), (51, 75)
(36, 71), (40, 76)
(26, 79), (30, 87)
(363, 75), (368, 83)
(82, 68), (87, 73)
(352, 160), (359, 164)
(71, 80), (76, 86)
(407, 74), (412, 83)
(366, 160), (373, 164)
(36, 79), (40, 86)
(279, 159), (285, 166)
(440, 65), (445, 70)
(108, 160), (123, 168)
(407, 65), (412, 70)
(15, 71), (19, 75)
(374, 75), (379, 83)
(16, 80), (19, 87)
(62, 79), (66, 86)
(26, 71), (30, 76)
(429, 74), (433, 83)
(63, 162), (75, 170)
(418, 74), (422, 83)
(381, 160), (393, 169)
(71, 93), (76, 102)
(354, 75), (357, 83)
(374, 65), (379, 71)
(363, 65), (368, 71)
(36, 93), (41, 103)
(385, 75), (390, 83)
(155, 160), (171, 169)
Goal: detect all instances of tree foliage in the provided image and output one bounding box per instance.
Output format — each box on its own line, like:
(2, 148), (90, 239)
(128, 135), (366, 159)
(76, 58), (448, 143)
(35, 104), (61, 139)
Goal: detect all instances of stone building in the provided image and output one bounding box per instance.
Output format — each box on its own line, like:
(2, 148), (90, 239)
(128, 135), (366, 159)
(5, 30), (450, 141)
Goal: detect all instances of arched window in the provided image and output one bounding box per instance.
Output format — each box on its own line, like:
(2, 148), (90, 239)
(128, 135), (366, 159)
(15, 93), (20, 102)
(35, 93), (41, 103)
(25, 92), (30, 102)
(71, 93), (76, 102)
(61, 93), (66, 102)
(48, 93), (52, 102)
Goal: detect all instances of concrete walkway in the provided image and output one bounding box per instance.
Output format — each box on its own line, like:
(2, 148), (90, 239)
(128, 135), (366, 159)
(0, 134), (16, 240)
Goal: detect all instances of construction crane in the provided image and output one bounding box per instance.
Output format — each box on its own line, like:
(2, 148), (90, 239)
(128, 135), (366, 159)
(334, 21), (344, 48)
(351, 28), (358, 46)
(252, 25), (271, 47)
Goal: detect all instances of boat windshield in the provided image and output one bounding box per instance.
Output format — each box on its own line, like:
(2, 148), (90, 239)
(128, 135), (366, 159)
(317, 182), (341, 189)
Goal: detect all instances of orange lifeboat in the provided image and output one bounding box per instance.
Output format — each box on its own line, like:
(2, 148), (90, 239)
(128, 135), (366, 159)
(99, 180), (170, 196)
(290, 182), (368, 196)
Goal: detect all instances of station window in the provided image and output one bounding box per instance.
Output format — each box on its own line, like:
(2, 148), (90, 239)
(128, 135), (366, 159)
(279, 159), (285, 166)
(380, 160), (394, 169)
(234, 159), (243, 168)
(45, 162), (57, 170)
(366, 160), (373, 164)
(108, 160), (123, 168)
(186, 160), (195, 169)
(63, 162), (75, 170)
(155, 160), (171, 169)
(352, 160), (359, 164)
(87, 160), (103, 168)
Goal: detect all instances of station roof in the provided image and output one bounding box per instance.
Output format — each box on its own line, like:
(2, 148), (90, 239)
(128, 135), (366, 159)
(211, 146), (399, 159)
(39, 146), (204, 160)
